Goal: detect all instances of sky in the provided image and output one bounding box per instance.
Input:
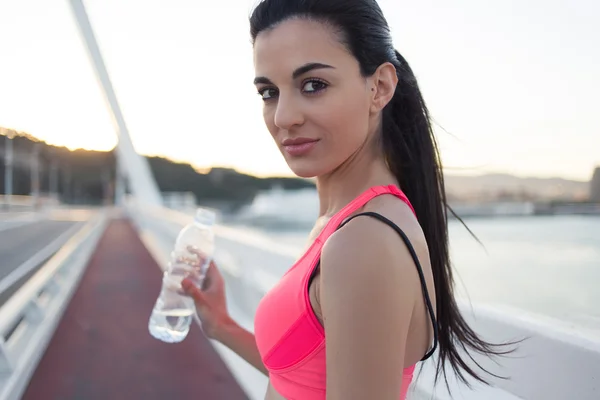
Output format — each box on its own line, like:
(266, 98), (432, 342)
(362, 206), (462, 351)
(0, 0), (598, 181)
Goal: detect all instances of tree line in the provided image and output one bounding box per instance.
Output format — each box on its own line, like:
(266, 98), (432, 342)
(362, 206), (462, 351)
(0, 128), (314, 206)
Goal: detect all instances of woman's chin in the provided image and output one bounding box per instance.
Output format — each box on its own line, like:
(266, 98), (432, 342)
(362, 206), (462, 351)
(290, 168), (318, 179)
(286, 161), (323, 179)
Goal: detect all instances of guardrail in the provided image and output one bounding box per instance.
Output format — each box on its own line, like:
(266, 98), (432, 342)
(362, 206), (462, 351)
(0, 195), (60, 211)
(127, 202), (600, 400)
(0, 222), (85, 297)
(0, 196), (34, 209)
(0, 212), (107, 400)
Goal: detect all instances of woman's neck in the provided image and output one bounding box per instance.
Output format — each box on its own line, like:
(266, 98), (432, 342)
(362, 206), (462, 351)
(315, 149), (397, 218)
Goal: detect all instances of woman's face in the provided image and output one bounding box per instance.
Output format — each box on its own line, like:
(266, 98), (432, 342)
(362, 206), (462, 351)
(253, 19), (376, 178)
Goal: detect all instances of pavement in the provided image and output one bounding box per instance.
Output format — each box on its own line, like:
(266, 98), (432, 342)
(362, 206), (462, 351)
(22, 218), (248, 400)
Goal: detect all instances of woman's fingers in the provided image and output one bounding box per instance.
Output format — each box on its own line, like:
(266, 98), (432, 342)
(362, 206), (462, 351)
(204, 260), (218, 276)
(181, 278), (205, 303)
(186, 246), (208, 263)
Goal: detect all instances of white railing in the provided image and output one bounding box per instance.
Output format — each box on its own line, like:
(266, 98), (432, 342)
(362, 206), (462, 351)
(0, 195), (60, 211)
(0, 212), (107, 400)
(128, 202), (600, 400)
(0, 196), (34, 209)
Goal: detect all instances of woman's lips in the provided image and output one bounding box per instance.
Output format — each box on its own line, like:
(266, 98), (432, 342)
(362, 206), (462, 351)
(281, 138), (319, 157)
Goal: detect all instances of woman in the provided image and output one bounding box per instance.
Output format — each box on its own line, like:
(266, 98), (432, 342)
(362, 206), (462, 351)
(182, 0), (506, 398)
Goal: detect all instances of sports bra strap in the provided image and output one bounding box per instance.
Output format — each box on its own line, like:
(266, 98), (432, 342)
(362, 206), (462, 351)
(318, 185), (413, 240)
(337, 211), (438, 361)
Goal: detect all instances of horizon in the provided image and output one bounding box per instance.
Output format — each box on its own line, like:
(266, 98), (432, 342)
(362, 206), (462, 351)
(1, 1), (599, 182)
(2, 125), (596, 184)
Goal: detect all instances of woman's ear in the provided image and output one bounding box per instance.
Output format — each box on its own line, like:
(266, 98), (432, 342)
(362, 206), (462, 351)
(369, 62), (398, 114)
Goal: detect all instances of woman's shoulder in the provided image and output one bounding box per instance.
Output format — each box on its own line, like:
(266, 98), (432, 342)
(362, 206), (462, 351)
(317, 194), (426, 336)
(320, 193), (429, 287)
(340, 192), (428, 254)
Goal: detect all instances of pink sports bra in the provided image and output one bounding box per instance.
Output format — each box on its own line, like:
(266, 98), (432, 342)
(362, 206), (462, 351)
(254, 185), (438, 399)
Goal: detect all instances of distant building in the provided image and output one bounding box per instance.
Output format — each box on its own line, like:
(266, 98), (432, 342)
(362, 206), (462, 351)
(162, 191), (197, 210)
(591, 167), (600, 202)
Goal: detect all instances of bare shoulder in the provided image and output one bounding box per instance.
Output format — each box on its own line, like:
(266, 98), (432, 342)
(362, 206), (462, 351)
(322, 194), (429, 270)
(364, 193), (428, 249)
(320, 194), (429, 300)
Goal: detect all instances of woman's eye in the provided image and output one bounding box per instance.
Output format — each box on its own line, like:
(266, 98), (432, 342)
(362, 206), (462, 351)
(258, 88), (278, 100)
(302, 80), (327, 93)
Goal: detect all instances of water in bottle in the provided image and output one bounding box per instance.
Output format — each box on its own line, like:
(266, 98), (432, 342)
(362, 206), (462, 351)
(148, 207), (216, 343)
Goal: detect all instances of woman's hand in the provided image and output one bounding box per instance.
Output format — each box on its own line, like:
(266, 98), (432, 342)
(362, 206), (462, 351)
(181, 249), (231, 340)
(180, 248), (268, 376)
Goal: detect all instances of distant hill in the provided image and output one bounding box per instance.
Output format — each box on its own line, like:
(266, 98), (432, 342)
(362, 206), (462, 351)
(0, 128), (314, 206)
(444, 173), (590, 202)
(145, 157), (313, 208)
(1, 127), (591, 205)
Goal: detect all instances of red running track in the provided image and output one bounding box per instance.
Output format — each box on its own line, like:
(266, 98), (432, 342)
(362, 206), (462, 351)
(22, 219), (249, 400)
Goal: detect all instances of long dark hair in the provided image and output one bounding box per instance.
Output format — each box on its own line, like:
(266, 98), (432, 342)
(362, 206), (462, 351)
(250, 0), (512, 389)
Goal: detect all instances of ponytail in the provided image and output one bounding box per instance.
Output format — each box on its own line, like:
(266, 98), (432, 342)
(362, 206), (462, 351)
(382, 50), (513, 387)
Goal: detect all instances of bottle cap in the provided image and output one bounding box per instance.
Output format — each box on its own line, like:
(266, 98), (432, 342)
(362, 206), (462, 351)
(194, 207), (216, 226)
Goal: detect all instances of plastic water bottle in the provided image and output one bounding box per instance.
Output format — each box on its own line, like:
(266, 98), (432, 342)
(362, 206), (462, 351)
(148, 207), (216, 343)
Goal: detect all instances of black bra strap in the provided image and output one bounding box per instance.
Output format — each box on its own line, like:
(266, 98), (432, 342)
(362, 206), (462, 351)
(337, 211), (438, 361)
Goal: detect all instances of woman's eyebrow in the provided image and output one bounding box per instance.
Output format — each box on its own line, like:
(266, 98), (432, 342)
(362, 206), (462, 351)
(253, 62), (335, 85)
(292, 62), (334, 79)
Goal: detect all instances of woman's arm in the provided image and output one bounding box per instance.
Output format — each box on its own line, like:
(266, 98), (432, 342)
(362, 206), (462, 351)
(182, 264), (269, 377)
(215, 317), (270, 376)
(320, 216), (416, 400)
